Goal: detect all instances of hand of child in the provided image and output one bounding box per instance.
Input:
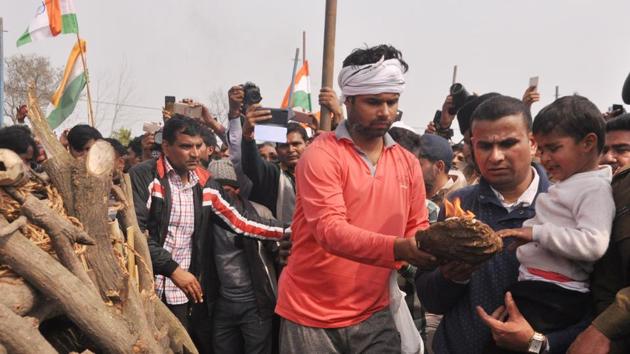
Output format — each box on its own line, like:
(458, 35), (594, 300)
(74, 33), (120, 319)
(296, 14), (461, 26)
(496, 227), (533, 251)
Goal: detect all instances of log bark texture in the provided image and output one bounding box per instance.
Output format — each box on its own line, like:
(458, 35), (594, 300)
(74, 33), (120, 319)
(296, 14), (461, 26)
(0, 303), (57, 354)
(0, 215), (139, 353)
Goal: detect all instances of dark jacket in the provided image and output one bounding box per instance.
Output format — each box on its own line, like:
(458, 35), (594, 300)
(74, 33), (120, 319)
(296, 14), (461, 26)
(591, 166), (630, 352)
(129, 156), (287, 311)
(241, 137), (294, 217)
(417, 164), (587, 354)
(206, 198), (279, 316)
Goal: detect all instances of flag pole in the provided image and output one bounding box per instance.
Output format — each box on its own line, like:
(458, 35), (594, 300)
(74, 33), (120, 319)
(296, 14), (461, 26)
(319, 0), (337, 131)
(0, 17), (5, 127)
(302, 31), (306, 65)
(75, 33), (95, 127)
(287, 48), (300, 109)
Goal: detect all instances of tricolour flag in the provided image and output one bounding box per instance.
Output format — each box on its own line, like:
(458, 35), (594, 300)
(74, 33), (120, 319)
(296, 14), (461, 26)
(17, 0), (79, 47)
(281, 60), (312, 112)
(48, 40), (87, 129)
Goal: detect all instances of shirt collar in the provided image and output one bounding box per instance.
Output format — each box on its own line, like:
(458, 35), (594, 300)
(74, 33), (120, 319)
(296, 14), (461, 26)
(335, 120), (396, 148)
(490, 166), (539, 211)
(164, 157), (199, 187)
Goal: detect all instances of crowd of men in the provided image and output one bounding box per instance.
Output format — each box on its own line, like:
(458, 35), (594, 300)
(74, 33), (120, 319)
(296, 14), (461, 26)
(1, 44), (629, 354)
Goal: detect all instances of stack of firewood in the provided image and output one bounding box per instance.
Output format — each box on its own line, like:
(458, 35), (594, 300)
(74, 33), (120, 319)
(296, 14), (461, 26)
(0, 88), (196, 354)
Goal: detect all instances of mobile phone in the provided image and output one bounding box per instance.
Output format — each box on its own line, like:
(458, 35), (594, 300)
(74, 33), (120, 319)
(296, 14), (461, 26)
(173, 102), (202, 119)
(396, 110), (403, 122)
(258, 108), (289, 126)
(529, 76), (539, 88)
(293, 110), (317, 127)
(165, 96), (175, 113)
(433, 110), (442, 126)
(143, 122), (162, 134)
(612, 104), (623, 112)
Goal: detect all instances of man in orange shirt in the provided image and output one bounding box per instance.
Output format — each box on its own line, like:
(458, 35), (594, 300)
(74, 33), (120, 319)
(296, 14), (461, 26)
(274, 44), (436, 353)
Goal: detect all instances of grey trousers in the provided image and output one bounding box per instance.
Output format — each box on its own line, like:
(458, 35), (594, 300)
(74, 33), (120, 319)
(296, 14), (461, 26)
(280, 308), (401, 354)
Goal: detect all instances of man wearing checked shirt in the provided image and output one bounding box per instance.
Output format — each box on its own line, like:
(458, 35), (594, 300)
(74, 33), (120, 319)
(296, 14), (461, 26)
(130, 116), (287, 344)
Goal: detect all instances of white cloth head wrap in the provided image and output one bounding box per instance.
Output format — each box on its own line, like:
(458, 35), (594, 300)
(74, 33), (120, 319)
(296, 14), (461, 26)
(338, 56), (406, 100)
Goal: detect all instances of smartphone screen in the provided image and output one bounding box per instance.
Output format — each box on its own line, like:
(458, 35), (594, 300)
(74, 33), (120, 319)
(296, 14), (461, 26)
(258, 108), (289, 126)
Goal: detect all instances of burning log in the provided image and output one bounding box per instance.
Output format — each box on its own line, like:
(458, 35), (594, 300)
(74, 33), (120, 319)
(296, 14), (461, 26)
(416, 198), (502, 265)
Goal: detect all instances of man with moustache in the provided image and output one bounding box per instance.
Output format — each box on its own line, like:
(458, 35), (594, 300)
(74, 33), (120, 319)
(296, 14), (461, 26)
(417, 96), (589, 354)
(130, 116), (287, 349)
(275, 44), (437, 353)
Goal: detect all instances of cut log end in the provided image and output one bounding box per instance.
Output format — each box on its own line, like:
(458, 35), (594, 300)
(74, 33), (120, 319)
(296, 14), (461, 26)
(86, 140), (115, 177)
(0, 149), (29, 187)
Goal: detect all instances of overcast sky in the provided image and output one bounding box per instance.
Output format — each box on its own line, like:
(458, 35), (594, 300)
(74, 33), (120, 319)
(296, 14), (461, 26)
(3, 0), (630, 137)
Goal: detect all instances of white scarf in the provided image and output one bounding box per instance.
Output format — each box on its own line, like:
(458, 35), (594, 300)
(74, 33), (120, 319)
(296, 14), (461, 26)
(338, 56), (406, 100)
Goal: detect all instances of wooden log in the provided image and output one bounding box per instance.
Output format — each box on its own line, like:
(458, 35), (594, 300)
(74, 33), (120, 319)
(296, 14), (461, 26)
(0, 303), (57, 354)
(27, 299), (63, 324)
(118, 174), (154, 292)
(19, 194), (95, 245)
(154, 299), (199, 354)
(0, 215), (140, 354)
(19, 194), (96, 288)
(72, 140), (127, 301)
(0, 278), (39, 316)
(0, 149), (28, 187)
(27, 88), (76, 214)
(0, 215), (26, 238)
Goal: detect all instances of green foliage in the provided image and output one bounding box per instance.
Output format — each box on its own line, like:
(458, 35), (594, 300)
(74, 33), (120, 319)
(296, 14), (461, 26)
(110, 127), (132, 146)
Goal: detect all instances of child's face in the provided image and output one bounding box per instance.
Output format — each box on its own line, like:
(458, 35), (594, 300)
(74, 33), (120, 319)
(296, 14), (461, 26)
(535, 132), (598, 181)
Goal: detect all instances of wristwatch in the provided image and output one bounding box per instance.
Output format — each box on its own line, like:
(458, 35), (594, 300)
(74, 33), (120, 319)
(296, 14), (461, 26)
(527, 332), (545, 353)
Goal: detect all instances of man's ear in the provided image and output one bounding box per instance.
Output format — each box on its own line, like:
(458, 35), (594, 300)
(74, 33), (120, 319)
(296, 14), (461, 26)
(528, 131), (538, 158)
(436, 160), (446, 173)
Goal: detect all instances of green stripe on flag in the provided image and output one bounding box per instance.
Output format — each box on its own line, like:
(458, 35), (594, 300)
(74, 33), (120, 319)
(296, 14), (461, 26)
(61, 13), (79, 34)
(47, 74), (86, 129)
(292, 91), (312, 112)
(16, 31), (32, 47)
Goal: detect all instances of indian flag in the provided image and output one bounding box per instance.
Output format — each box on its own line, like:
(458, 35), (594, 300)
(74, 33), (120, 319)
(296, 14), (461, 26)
(48, 40), (87, 129)
(17, 0), (79, 47)
(281, 60), (312, 112)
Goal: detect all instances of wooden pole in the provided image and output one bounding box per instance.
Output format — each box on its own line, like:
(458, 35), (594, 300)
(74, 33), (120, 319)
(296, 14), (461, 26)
(287, 48), (300, 109)
(75, 33), (95, 127)
(319, 0), (337, 131)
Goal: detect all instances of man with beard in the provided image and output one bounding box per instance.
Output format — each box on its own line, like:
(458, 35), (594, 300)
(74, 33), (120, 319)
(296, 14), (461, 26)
(275, 44), (437, 353)
(417, 134), (467, 206)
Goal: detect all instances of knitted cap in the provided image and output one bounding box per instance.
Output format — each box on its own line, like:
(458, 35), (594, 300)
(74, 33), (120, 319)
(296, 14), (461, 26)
(208, 159), (239, 188)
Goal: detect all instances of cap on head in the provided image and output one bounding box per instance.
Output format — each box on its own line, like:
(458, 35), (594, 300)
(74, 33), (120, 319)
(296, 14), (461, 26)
(208, 159), (239, 188)
(419, 134), (453, 172)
